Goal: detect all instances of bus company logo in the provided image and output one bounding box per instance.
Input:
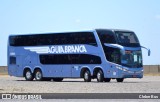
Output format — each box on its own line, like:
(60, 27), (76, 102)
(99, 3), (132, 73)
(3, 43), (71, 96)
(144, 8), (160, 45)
(24, 45), (87, 54)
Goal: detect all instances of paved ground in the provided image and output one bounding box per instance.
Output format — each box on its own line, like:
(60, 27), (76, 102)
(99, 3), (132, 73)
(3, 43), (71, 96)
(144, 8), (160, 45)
(0, 76), (160, 101)
(0, 76), (160, 93)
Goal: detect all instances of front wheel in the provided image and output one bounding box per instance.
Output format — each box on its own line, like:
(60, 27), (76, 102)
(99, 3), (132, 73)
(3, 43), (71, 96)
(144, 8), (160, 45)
(24, 69), (34, 81)
(83, 70), (91, 82)
(34, 69), (43, 81)
(97, 70), (104, 82)
(116, 78), (124, 82)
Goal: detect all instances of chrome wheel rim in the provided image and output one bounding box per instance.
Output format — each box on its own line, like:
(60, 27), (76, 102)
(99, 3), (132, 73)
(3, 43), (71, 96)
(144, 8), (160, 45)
(36, 72), (42, 80)
(26, 71), (31, 79)
(97, 72), (101, 80)
(84, 72), (88, 80)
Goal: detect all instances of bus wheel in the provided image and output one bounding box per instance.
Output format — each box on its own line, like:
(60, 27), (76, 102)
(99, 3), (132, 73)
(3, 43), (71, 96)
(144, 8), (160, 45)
(104, 78), (111, 82)
(24, 69), (34, 81)
(83, 70), (91, 82)
(97, 70), (104, 82)
(53, 78), (63, 82)
(116, 78), (124, 82)
(34, 69), (43, 81)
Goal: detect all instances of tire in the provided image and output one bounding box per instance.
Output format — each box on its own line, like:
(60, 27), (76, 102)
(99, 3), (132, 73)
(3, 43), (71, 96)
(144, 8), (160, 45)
(83, 70), (91, 82)
(104, 78), (111, 82)
(24, 69), (34, 81)
(53, 78), (63, 82)
(34, 69), (43, 81)
(97, 70), (104, 82)
(116, 78), (124, 82)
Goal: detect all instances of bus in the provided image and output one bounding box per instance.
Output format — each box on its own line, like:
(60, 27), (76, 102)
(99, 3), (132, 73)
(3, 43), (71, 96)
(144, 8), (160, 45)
(8, 29), (150, 82)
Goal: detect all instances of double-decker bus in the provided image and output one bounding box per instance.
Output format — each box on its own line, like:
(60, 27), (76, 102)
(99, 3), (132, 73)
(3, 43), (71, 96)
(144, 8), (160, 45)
(8, 29), (150, 82)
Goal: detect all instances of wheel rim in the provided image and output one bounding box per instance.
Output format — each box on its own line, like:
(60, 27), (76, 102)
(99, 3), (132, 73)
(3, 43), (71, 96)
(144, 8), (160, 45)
(36, 71), (42, 80)
(97, 72), (101, 80)
(26, 71), (31, 79)
(84, 72), (88, 80)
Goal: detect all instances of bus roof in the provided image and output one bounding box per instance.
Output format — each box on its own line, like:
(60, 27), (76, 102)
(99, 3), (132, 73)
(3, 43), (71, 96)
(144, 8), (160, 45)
(96, 29), (134, 33)
(9, 29), (134, 36)
(9, 29), (95, 36)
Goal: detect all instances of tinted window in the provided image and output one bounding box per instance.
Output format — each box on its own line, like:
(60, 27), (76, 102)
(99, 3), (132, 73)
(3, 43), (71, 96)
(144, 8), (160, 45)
(103, 47), (121, 64)
(96, 30), (116, 44)
(9, 32), (97, 46)
(10, 56), (16, 64)
(115, 31), (140, 47)
(40, 54), (101, 64)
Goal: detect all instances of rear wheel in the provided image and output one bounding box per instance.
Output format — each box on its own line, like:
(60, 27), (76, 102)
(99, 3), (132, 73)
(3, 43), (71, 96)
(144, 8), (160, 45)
(83, 70), (91, 82)
(53, 78), (63, 82)
(116, 78), (124, 82)
(97, 70), (104, 82)
(24, 69), (34, 81)
(104, 78), (111, 82)
(34, 69), (43, 81)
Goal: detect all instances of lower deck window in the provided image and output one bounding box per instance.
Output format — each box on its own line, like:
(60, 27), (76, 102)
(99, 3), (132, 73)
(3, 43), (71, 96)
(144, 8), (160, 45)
(40, 54), (101, 64)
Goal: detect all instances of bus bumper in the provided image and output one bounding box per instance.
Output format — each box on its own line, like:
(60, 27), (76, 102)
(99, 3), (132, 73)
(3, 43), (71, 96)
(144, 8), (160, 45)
(122, 74), (143, 78)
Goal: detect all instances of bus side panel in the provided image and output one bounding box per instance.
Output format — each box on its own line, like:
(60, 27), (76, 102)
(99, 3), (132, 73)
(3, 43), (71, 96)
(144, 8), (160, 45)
(62, 65), (72, 77)
(41, 65), (63, 78)
(16, 55), (24, 77)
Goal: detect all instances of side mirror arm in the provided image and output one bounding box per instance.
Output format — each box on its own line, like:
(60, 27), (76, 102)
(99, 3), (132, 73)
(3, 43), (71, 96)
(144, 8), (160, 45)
(141, 46), (151, 56)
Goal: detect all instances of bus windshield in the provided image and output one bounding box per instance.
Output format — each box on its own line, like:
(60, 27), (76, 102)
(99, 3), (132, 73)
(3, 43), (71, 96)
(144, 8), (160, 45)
(121, 50), (142, 68)
(115, 31), (140, 47)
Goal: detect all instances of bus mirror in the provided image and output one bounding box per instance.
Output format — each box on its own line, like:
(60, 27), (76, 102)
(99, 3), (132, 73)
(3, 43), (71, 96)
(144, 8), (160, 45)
(148, 49), (151, 56)
(141, 46), (151, 56)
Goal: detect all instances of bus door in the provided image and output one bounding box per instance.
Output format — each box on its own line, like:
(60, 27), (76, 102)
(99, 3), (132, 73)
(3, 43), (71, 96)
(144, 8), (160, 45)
(107, 48), (121, 78)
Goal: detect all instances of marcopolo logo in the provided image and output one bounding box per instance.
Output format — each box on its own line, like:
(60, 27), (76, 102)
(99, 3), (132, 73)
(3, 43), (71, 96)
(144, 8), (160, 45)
(24, 45), (87, 54)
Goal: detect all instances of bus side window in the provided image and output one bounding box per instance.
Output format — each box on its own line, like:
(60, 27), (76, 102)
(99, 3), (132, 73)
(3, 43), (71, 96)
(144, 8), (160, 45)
(10, 56), (16, 64)
(104, 47), (121, 64)
(111, 49), (121, 64)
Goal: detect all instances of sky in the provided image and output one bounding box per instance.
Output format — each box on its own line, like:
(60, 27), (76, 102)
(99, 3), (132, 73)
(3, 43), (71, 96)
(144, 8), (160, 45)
(0, 0), (160, 66)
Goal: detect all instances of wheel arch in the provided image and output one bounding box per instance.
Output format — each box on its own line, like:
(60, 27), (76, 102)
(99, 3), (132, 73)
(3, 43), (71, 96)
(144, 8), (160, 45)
(33, 66), (42, 75)
(23, 66), (32, 77)
(93, 66), (104, 78)
(80, 67), (91, 78)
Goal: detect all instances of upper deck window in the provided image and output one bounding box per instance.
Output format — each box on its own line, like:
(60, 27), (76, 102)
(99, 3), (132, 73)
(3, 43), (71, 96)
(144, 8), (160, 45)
(96, 30), (116, 44)
(115, 31), (140, 47)
(9, 32), (97, 46)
